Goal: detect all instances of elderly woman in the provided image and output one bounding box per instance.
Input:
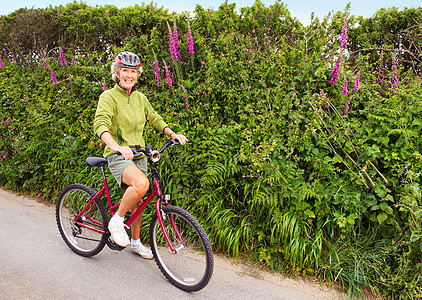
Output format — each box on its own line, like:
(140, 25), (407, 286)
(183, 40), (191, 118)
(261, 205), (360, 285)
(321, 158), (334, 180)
(94, 51), (187, 259)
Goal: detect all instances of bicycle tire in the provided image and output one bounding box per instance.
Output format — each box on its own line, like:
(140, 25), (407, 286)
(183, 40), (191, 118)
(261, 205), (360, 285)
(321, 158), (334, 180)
(149, 205), (214, 292)
(56, 184), (108, 257)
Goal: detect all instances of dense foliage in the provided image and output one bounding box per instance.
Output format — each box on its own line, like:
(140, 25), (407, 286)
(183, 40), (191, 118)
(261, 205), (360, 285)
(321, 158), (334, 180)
(1, 1), (421, 298)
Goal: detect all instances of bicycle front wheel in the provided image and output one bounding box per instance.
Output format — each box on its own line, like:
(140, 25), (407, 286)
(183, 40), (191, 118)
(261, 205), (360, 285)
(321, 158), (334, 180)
(149, 205), (214, 292)
(56, 184), (108, 257)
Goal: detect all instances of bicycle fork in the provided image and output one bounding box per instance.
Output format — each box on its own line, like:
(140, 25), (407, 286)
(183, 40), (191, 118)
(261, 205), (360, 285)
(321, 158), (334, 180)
(155, 195), (186, 254)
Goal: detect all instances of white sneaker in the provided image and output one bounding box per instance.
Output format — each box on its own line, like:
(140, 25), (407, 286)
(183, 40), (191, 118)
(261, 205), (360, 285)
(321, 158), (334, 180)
(108, 216), (130, 247)
(131, 243), (154, 260)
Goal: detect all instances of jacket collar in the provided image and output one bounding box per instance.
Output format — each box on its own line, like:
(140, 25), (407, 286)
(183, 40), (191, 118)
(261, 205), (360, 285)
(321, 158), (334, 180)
(115, 83), (136, 95)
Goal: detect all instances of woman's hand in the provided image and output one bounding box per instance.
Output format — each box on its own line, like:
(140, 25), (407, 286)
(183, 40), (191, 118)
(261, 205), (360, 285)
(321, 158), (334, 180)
(171, 133), (188, 145)
(116, 145), (134, 160)
(164, 127), (188, 145)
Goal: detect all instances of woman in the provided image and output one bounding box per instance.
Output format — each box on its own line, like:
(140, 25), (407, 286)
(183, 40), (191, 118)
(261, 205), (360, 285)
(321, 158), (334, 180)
(94, 51), (187, 259)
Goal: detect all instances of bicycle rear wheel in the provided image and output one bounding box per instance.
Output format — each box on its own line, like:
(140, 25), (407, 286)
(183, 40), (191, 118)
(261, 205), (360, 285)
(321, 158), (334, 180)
(56, 184), (108, 257)
(149, 205), (214, 292)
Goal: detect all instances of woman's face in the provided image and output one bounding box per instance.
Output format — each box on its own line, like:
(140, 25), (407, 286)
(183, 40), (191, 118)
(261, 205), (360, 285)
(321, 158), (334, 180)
(118, 67), (139, 91)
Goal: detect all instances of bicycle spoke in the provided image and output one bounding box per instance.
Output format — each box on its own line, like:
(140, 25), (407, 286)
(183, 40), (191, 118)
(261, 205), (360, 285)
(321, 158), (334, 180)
(56, 184), (108, 257)
(150, 206), (213, 292)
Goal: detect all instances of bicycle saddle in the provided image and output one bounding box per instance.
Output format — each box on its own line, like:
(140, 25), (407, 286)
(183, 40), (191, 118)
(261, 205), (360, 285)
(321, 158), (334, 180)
(85, 156), (108, 167)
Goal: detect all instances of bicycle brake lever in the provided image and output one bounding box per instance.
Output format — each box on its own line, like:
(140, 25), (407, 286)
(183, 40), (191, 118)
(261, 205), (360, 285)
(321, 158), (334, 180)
(166, 138), (180, 145)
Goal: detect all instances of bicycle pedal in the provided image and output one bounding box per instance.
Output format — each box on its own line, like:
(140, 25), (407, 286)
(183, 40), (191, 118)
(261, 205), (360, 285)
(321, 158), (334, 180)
(106, 236), (125, 251)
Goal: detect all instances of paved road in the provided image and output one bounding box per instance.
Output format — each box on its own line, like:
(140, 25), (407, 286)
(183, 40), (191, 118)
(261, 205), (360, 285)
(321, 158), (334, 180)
(0, 189), (343, 300)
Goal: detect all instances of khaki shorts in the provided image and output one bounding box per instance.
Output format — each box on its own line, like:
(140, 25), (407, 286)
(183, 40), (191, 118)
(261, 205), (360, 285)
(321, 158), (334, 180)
(107, 154), (147, 190)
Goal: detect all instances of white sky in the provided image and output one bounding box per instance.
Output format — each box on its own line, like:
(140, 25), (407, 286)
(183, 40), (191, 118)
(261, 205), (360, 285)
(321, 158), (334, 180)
(1, 0), (420, 25)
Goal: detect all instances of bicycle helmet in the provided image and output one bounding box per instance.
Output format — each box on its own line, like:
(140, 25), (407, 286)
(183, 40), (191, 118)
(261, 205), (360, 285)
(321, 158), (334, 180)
(115, 51), (141, 69)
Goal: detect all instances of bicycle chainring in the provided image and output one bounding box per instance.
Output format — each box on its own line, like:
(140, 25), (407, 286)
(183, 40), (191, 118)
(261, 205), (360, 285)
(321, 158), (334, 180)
(106, 232), (125, 251)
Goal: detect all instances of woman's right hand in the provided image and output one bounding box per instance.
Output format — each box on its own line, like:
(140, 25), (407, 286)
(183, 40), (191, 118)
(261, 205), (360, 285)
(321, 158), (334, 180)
(115, 145), (133, 160)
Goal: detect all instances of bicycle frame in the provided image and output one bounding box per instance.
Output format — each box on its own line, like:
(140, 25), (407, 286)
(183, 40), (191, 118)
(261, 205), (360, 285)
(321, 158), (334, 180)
(73, 161), (182, 253)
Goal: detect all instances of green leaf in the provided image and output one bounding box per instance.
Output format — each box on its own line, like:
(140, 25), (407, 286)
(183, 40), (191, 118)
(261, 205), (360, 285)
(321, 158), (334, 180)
(377, 212), (388, 224)
(364, 194), (377, 207)
(410, 231), (422, 243)
(305, 209), (316, 218)
(375, 184), (386, 198)
(380, 202), (393, 214)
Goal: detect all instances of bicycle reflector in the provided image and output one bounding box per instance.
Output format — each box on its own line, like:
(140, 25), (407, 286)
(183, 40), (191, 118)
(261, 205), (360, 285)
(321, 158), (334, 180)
(150, 150), (160, 162)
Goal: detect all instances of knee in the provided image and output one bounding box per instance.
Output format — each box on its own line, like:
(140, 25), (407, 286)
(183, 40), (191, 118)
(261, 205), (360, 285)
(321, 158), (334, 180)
(133, 177), (149, 198)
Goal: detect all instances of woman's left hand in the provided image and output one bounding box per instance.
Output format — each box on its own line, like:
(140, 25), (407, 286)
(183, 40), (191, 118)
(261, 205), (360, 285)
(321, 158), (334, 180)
(172, 133), (188, 145)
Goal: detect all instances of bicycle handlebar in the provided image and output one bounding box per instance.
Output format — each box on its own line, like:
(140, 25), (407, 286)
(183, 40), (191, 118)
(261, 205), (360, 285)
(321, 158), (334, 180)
(117, 138), (180, 162)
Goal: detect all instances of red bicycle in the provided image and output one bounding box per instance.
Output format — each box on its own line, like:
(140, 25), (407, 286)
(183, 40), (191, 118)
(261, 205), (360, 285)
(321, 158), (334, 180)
(56, 139), (214, 292)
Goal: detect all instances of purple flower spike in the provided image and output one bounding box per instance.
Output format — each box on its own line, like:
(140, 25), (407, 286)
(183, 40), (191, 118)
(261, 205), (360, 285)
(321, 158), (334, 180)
(0, 56), (3, 69)
(342, 79), (348, 96)
(330, 55), (341, 84)
(152, 53), (161, 87)
(49, 68), (58, 85)
(354, 74), (360, 91)
(167, 20), (181, 61)
(391, 60), (399, 93)
(340, 21), (348, 50)
(187, 21), (195, 55)
(378, 64), (384, 83)
(165, 67), (173, 89)
(59, 48), (67, 66)
(173, 19), (181, 60)
(168, 25), (176, 60)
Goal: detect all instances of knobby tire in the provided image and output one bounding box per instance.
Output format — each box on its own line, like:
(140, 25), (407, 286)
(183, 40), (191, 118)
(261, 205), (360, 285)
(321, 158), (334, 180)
(56, 184), (108, 257)
(149, 205), (214, 292)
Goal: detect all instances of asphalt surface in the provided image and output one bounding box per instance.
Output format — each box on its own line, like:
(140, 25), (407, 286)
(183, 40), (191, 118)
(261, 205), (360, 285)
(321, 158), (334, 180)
(0, 188), (343, 300)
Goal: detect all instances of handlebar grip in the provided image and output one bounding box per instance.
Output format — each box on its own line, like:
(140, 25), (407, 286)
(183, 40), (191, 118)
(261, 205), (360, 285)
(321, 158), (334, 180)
(116, 146), (145, 158)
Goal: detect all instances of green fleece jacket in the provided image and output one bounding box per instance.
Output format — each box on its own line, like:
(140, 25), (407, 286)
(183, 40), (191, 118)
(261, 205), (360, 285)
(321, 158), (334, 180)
(94, 84), (168, 158)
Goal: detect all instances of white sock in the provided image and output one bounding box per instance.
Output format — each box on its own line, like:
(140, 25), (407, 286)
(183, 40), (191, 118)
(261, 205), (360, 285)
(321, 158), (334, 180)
(131, 239), (140, 247)
(112, 213), (125, 223)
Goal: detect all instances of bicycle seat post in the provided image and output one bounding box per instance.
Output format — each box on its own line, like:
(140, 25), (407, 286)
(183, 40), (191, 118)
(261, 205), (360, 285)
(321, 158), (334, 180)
(99, 166), (107, 181)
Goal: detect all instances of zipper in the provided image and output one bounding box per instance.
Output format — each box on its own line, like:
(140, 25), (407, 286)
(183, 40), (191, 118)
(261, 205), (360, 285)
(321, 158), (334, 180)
(128, 95), (139, 145)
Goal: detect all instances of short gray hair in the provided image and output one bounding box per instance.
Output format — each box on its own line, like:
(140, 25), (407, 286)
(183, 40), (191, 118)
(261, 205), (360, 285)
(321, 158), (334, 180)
(110, 62), (142, 83)
(111, 62), (120, 82)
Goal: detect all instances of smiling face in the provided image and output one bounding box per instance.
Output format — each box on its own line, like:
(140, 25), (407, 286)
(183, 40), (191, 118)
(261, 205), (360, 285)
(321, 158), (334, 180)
(118, 67), (139, 91)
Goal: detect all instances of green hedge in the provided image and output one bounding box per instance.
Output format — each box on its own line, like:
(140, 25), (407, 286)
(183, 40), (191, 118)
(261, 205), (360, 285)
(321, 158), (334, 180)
(1, 2), (421, 298)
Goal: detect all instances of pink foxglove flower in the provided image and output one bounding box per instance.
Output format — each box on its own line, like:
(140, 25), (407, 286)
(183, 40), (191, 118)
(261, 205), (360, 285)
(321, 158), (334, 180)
(0, 56), (3, 69)
(162, 59), (174, 89)
(330, 55), (341, 84)
(49, 68), (58, 85)
(167, 20), (181, 61)
(378, 63), (384, 83)
(187, 21), (195, 55)
(342, 79), (348, 96)
(103, 80), (106, 91)
(59, 48), (67, 66)
(165, 66), (173, 89)
(152, 52), (161, 86)
(173, 19), (181, 60)
(330, 19), (348, 85)
(167, 22), (177, 60)
(391, 60), (399, 93)
(185, 96), (189, 109)
(354, 74), (360, 91)
(340, 20), (348, 50)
